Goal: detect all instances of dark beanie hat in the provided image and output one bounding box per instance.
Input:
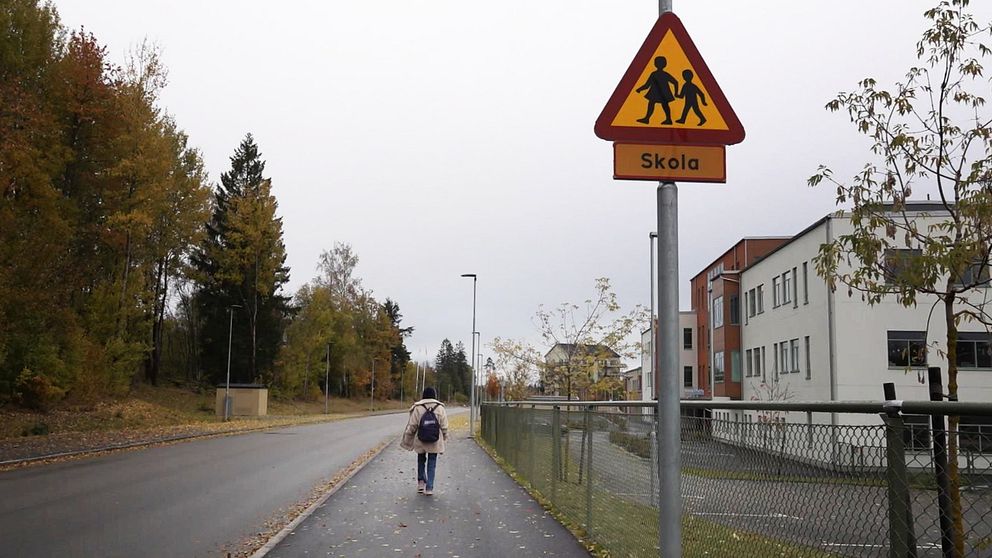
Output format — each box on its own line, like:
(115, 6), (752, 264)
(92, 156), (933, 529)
(422, 386), (437, 400)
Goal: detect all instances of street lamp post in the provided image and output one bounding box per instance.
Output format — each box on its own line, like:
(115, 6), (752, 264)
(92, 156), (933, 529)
(649, 231), (657, 402)
(461, 273), (477, 436)
(325, 342), (331, 414)
(224, 304), (242, 421)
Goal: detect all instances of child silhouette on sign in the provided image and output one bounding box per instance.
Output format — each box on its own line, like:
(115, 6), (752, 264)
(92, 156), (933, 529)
(635, 56), (679, 125)
(675, 69), (707, 126)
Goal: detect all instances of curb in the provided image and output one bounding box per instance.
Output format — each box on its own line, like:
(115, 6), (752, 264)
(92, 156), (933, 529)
(248, 437), (397, 558)
(0, 410), (408, 468)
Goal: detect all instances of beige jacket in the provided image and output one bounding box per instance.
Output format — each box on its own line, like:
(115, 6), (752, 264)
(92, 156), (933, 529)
(400, 399), (448, 454)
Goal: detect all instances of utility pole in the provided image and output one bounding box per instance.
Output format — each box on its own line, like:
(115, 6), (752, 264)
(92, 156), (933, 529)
(325, 343), (331, 414)
(370, 359), (376, 413)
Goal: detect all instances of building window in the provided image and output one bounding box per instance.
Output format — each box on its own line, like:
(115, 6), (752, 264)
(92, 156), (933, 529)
(782, 273), (792, 305)
(760, 347), (766, 382)
(903, 415), (932, 451)
(731, 350), (741, 382)
(804, 336), (811, 380)
(772, 277), (781, 307)
(729, 294), (740, 325)
(960, 416), (992, 454)
(746, 349), (753, 377)
(887, 330), (927, 368)
(756, 285), (764, 313)
(791, 268), (798, 308)
(748, 288), (756, 317)
(956, 332), (992, 369)
(683, 366), (693, 388)
(884, 249), (923, 285)
(714, 351), (725, 382)
(754, 348), (763, 382)
(683, 327), (693, 350)
(802, 262), (809, 305)
(790, 339), (800, 373)
(773, 343), (779, 381)
(780, 342), (789, 378)
(713, 296), (724, 328)
(953, 260), (991, 289)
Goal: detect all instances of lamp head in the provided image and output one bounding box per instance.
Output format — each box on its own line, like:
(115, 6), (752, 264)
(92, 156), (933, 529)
(461, 273), (476, 278)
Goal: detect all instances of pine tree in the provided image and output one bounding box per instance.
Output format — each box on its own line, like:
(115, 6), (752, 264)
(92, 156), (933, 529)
(383, 299), (412, 397)
(193, 134), (289, 385)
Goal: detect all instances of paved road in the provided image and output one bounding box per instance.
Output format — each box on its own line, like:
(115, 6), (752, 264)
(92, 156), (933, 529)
(267, 434), (590, 558)
(0, 411), (421, 558)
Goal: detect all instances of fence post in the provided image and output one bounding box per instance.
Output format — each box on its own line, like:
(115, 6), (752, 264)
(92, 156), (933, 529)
(529, 405), (536, 485)
(650, 407), (659, 507)
(584, 405), (593, 534)
(927, 367), (957, 558)
(881, 409), (917, 558)
(552, 405), (561, 504)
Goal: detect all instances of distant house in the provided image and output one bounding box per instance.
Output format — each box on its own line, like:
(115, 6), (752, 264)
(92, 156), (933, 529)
(623, 366), (642, 400)
(542, 343), (623, 399)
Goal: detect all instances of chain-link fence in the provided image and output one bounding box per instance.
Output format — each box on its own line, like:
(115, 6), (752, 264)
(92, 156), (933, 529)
(480, 401), (992, 557)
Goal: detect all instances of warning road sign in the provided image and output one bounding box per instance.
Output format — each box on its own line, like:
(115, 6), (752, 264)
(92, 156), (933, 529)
(595, 13), (744, 145)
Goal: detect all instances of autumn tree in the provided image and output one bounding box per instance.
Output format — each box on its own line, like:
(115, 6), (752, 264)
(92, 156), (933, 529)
(809, 1), (991, 551)
(1, 2), (210, 404)
(278, 243), (407, 402)
(492, 277), (646, 401)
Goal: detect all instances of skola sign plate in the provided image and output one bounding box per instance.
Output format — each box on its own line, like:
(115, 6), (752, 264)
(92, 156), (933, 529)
(596, 13), (744, 182)
(614, 144), (725, 182)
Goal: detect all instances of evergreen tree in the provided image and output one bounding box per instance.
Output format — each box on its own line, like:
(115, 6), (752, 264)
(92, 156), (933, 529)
(383, 299), (412, 397)
(193, 134), (289, 385)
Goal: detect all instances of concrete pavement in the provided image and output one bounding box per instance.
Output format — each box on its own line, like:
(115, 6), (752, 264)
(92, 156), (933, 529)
(266, 434), (590, 557)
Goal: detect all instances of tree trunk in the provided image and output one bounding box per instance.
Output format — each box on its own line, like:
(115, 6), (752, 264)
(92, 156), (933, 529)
(943, 292), (964, 555)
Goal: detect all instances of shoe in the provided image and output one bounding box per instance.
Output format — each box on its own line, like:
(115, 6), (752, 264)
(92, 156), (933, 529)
(661, 119), (673, 125)
(424, 488), (433, 496)
(697, 118), (707, 126)
(636, 117), (650, 124)
(417, 481), (425, 493)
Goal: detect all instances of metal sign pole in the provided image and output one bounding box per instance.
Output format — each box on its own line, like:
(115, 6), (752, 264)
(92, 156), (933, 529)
(658, 5), (680, 557)
(657, 180), (681, 557)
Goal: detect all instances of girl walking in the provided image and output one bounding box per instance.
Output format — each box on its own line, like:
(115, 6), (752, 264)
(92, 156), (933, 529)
(401, 387), (449, 495)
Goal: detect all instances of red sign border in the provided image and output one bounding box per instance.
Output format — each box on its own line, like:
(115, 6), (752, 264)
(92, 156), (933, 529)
(613, 143), (727, 183)
(595, 13), (745, 146)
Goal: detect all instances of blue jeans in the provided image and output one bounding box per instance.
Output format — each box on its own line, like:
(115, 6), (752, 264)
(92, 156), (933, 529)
(417, 452), (438, 490)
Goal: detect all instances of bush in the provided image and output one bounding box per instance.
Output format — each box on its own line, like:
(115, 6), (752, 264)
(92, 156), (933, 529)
(21, 422), (50, 436)
(451, 392), (469, 405)
(13, 369), (66, 411)
(609, 431), (651, 458)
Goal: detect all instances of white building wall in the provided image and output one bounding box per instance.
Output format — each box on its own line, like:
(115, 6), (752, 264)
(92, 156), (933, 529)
(640, 311), (698, 402)
(740, 213), (992, 428)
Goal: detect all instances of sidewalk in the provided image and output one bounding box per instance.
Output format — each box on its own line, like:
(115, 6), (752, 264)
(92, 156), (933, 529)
(266, 433), (590, 557)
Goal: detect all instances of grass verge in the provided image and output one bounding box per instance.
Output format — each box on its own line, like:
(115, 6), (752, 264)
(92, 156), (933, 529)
(478, 435), (840, 558)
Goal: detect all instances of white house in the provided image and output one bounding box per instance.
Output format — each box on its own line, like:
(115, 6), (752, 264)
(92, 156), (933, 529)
(640, 311), (699, 402)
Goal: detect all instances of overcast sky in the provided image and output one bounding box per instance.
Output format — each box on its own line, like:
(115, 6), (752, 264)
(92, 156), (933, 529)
(54, 0), (992, 366)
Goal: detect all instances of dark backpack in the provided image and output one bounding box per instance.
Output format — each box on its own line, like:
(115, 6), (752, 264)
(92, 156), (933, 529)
(417, 403), (441, 443)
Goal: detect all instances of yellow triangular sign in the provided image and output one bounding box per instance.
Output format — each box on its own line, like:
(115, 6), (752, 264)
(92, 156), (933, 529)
(595, 13), (744, 145)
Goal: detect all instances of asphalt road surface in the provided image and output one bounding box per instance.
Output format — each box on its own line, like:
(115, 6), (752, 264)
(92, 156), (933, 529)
(0, 411), (429, 558)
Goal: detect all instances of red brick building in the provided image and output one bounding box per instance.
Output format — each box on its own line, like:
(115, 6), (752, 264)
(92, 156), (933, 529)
(690, 238), (789, 399)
